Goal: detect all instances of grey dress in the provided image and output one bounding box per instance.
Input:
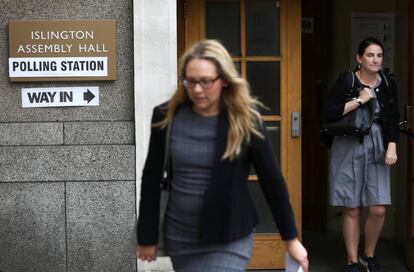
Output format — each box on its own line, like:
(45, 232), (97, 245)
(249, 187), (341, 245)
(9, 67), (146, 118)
(329, 75), (391, 207)
(165, 104), (253, 272)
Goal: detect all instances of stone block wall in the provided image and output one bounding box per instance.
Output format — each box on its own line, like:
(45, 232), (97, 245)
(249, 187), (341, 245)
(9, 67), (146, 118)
(0, 0), (136, 271)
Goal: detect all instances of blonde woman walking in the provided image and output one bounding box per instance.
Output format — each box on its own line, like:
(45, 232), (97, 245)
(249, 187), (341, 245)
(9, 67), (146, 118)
(136, 39), (308, 272)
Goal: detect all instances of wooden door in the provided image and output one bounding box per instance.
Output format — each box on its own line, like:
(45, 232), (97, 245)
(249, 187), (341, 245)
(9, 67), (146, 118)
(179, 0), (302, 269)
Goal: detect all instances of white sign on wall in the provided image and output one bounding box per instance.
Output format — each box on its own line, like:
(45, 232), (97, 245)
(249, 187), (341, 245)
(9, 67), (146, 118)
(10, 57), (108, 77)
(22, 86), (99, 108)
(351, 12), (394, 72)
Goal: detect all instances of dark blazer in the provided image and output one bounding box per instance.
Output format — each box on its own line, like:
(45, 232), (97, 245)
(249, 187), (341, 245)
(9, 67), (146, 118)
(324, 71), (400, 146)
(137, 102), (298, 246)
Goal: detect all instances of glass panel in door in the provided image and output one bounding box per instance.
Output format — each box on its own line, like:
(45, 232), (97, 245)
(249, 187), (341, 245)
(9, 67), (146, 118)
(246, 62), (280, 115)
(206, 1), (241, 56)
(245, 0), (280, 56)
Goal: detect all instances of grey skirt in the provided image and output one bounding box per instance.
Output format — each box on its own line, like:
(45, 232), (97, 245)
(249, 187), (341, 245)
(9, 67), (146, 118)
(165, 233), (254, 272)
(329, 122), (391, 207)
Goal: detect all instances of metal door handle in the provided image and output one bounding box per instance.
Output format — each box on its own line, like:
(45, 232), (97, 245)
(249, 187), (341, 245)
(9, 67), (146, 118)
(292, 112), (300, 137)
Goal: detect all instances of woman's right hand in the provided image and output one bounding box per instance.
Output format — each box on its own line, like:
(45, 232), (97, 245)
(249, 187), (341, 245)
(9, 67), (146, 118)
(343, 87), (375, 115)
(285, 238), (309, 272)
(136, 245), (157, 262)
(358, 87), (374, 104)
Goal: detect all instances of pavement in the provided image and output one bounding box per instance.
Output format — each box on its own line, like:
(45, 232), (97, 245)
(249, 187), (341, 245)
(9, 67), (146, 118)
(138, 231), (410, 271)
(250, 231), (410, 272)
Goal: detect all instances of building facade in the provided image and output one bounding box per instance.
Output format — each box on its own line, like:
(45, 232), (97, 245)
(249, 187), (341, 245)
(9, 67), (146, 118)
(1, 0), (413, 271)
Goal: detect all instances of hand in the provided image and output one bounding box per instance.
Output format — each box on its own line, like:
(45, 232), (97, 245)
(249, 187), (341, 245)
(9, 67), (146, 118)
(358, 87), (375, 104)
(136, 245), (157, 262)
(385, 142), (397, 166)
(285, 238), (309, 272)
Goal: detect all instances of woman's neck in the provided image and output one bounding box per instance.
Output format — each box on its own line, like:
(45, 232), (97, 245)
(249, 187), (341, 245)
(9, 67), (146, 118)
(357, 69), (377, 87)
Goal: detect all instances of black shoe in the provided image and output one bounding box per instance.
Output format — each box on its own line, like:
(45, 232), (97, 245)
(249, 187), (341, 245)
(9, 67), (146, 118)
(359, 256), (382, 272)
(345, 262), (360, 272)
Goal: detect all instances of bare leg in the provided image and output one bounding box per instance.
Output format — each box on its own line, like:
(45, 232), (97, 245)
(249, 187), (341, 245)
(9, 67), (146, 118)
(343, 207), (361, 263)
(364, 205), (386, 257)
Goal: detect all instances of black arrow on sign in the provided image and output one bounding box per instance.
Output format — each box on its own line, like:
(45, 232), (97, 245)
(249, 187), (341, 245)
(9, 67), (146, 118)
(83, 89), (95, 104)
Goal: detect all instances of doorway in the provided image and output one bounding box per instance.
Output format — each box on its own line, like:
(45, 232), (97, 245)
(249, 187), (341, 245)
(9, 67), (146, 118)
(301, 0), (412, 270)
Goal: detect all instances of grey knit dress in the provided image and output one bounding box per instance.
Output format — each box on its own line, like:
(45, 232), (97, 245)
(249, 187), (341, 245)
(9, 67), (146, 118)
(329, 75), (391, 207)
(164, 105), (253, 272)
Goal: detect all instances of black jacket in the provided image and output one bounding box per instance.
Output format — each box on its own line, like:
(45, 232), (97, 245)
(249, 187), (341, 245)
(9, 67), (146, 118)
(324, 71), (400, 146)
(137, 103), (298, 245)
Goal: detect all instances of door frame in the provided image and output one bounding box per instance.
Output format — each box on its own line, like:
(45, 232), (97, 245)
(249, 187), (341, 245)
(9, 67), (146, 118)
(178, 0), (302, 269)
(407, 0), (414, 269)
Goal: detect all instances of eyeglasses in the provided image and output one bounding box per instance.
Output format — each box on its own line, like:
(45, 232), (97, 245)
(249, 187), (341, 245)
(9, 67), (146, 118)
(183, 75), (221, 89)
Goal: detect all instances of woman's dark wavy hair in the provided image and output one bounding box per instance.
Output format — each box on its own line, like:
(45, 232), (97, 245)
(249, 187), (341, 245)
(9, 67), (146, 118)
(357, 37), (384, 57)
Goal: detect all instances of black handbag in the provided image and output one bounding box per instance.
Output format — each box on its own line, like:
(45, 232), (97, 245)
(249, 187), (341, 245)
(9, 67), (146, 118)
(157, 123), (171, 257)
(321, 71), (375, 138)
(321, 99), (375, 137)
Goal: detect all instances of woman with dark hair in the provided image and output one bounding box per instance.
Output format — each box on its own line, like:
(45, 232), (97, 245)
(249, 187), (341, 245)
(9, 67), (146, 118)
(135, 40), (309, 271)
(324, 37), (399, 272)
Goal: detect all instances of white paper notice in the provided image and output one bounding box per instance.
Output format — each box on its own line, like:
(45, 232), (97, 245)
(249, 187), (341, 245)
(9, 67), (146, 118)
(350, 12), (394, 72)
(285, 254), (304, 272)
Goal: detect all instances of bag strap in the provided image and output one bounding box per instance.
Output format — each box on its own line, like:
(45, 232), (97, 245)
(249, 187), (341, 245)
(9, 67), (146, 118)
(161, 124), (171, 191)
(350, 70), (355, 90)
(379, 70), (389, 87)
(344, 71), (356, 100)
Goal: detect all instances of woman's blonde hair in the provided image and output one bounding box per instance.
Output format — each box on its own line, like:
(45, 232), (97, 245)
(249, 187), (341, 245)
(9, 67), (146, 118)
(159, 39), (264, 160)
